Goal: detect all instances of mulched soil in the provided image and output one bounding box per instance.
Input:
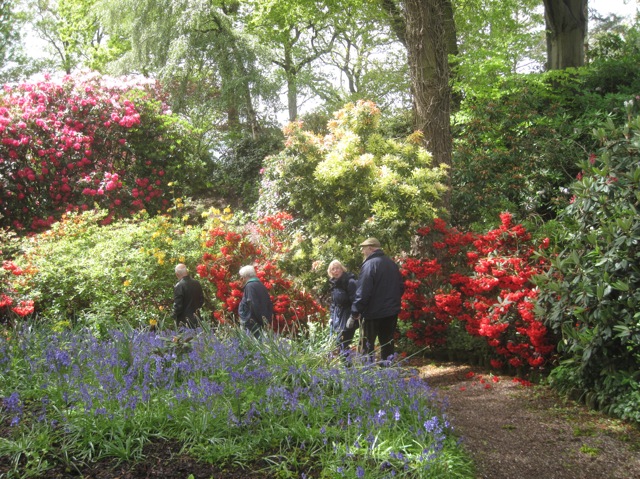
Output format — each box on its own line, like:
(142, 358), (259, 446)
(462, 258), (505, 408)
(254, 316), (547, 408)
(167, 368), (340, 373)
(2, 358), (639, 479)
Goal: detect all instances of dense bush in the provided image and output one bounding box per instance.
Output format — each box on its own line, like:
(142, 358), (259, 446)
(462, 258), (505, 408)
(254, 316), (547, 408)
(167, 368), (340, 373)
(451, 53), (640, 230)
(399, 214), (555, 374)
(587, 23), (640, 94)
(255, 100), (448, 277)
(0, 203), (324, 336)
(197, 211), (325, 334)
(211, 128), (284, 208)
(535, 101), (640, 421)
(0, 72), (208, 233)
(0, 205), (204, 331)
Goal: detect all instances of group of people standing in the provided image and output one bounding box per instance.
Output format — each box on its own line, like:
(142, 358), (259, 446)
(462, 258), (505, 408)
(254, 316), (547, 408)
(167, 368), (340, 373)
(328, 237), (404, 363)
(172, 263), (272, 338)
(171, 236), (404, 364)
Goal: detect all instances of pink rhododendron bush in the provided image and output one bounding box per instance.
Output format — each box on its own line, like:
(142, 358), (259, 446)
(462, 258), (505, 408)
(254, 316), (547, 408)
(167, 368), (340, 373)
(0, 72), (206, 233)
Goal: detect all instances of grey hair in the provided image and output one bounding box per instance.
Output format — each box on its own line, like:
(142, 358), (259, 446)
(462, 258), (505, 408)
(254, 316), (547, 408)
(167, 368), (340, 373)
(239, 265), (257, 279)
(175, 263), (188, 275)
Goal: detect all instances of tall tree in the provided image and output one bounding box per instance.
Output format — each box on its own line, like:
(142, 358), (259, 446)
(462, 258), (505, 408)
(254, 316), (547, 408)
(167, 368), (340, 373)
(0, 1), (24, 80)
(380, 0), (455, 206)
(100, 0), (268, 136)
(543, 0), (588, 69)
(313, 0), (410, 112)
(454, 0), (545, 87)
(25, 0), (114, 74)
(404, 0), (453, 170)
(248, 0), (338, 122)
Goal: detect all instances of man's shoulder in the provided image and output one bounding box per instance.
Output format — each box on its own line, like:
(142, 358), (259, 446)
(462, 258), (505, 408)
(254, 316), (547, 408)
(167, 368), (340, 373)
(245, 278), (265, 290)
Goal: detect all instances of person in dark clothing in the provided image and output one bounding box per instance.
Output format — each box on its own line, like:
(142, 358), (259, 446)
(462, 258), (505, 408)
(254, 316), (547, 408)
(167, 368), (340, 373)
(327, 260), (358, 355)
(351, 237), (404, 364)
(238, 265), (273, 338)
(173, 263), (204, 328)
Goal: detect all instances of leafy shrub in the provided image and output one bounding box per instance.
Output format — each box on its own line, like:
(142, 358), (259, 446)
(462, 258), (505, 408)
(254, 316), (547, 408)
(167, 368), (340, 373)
(587, 23), (640, 95)
(2, 204), (325, 336)
(211, 127), (284, 208)
(255, 100), (448, 275)
(400, 214), (555, 373)
(451, 59), (640, 230)
(452, 73), (586, 228)
(1, 205), (204, 331)
(535, 100), (640, 422)
(197, 211), (325, 334)
(0, 72), (208, 233)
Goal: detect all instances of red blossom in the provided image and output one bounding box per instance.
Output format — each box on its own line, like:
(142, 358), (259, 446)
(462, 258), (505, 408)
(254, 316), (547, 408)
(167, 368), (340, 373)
(400, 215), (554, 372)
(11, 299), (34, 316)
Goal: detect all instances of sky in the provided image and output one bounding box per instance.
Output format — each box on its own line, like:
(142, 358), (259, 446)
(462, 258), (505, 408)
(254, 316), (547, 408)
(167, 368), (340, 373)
(591, 0), (638, 18)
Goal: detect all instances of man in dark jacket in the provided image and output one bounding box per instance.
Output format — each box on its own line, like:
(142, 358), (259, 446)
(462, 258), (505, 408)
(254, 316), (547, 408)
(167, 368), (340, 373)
(173, 263), (204, 328)
(238, 265), (274, 338)
(351, 237), (404, 363)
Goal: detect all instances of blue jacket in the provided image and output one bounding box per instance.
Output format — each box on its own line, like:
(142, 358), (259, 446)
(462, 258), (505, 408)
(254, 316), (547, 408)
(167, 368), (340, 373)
(351, 250), (404, 320)
(238, 278), (273, 329)
(329, 271), (357, 333)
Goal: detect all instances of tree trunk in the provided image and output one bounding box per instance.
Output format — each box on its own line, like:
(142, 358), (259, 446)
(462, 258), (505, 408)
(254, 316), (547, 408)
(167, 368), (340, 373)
(543, 0), (587, 69)
(284, 45), (298, 122)
(379, 0), (455, 209)
(403, 0), (453, 195)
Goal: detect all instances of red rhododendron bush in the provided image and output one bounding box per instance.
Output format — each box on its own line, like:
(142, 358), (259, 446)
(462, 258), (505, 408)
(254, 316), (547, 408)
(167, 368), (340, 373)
(197, 211), (325, 334)
(0, 72), (203, 233)
(399, 213), (556, 373)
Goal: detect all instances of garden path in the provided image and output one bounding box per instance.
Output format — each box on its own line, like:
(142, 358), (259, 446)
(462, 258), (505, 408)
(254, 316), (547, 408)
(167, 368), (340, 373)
(412, 359), (640, 479)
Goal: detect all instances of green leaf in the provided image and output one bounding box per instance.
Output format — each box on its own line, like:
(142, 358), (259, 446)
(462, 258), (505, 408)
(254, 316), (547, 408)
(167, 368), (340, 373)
(611, 280), (629, 292)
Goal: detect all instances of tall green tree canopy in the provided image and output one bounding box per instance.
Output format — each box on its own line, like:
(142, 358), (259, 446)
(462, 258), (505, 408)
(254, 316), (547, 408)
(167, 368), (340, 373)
(100, 0), (270, 136)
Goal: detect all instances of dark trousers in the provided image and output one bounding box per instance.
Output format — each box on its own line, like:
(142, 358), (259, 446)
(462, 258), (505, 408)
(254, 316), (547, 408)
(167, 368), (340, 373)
(360, 314), (398, 363)
(176, 312), (201, 329)
(338, 326), (357, 353)
(243, 319), (263, 339)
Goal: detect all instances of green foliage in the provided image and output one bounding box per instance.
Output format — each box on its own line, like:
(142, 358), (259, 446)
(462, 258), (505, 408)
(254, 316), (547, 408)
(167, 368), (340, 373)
(1, 3), (43, 82)
(23, 0), (113, 74)
(535, 101), (640, 422)
(452, 73), (579, 228)
(3, 205), (205, 331)
(453, 0), (545, 88)
(0, 323), (474, 478)
(102, 0), (268, 135)
(451, 62), (640, 230)
(255, 100), (447, 275)
(123, 91), (212, 199)
(585, 22), (640, 95)
(212, 128), (284, 208)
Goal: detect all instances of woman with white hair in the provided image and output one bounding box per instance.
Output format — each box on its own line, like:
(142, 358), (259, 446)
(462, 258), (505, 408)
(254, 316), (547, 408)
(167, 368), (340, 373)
(238, 265), (273, 337)
(327, 259), (358, 357)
